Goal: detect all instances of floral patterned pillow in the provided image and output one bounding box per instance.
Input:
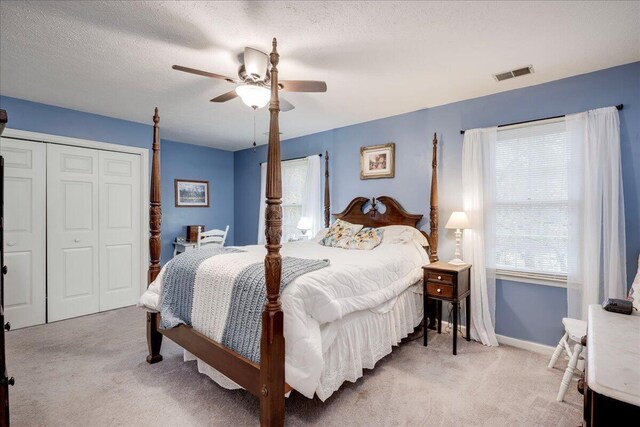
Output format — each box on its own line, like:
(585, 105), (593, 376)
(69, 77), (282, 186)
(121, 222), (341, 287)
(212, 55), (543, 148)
(627, 255), (640, 311)
(319, 219), (363, 247)
(336, 227), (384, 250)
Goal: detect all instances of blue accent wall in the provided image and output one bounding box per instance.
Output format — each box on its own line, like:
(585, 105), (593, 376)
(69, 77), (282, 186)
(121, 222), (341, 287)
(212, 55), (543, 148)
(234, 62), (640, 346)
(2, 62), (637, 346)
(0, 95), (234, 265)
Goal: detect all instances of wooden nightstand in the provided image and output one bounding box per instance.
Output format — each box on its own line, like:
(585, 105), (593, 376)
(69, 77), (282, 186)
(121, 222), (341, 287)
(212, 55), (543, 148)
(423, 261), (471, 355)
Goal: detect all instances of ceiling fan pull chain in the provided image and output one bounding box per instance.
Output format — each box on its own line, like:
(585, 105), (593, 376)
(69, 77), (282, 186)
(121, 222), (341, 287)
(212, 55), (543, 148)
(252, 107), (257, 152)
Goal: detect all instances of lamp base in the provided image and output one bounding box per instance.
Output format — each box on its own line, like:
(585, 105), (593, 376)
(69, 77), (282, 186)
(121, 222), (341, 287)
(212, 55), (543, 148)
(448, 258), (467, 266)
(298, 230), (310, 240)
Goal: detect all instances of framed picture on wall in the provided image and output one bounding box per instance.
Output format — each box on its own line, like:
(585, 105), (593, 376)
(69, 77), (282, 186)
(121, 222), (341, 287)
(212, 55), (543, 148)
(360, 142), (395, 179)
(175, 179), (209, 207)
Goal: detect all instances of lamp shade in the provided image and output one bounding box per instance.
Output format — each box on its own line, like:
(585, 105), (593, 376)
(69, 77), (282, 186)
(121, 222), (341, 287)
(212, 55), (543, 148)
(445, 211), (469, 230)
(235, 85), (270, 109)
(297, 216), (312, 231)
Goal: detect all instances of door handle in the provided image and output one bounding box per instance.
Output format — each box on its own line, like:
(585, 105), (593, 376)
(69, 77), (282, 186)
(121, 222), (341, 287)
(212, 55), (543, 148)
(74, 238), (81, 243)
(7, 241), (15, 247)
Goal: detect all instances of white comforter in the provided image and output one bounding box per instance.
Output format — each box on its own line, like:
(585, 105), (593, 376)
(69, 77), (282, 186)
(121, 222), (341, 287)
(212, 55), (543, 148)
(140, 237), (428, 398)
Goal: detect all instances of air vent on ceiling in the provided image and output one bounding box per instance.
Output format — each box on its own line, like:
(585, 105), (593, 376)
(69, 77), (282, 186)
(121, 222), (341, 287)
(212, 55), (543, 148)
(493, 65), (534, 82)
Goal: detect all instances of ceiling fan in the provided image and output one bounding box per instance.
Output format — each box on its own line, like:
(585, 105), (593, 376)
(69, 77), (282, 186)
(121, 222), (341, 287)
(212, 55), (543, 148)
(172, 47), (327, 112)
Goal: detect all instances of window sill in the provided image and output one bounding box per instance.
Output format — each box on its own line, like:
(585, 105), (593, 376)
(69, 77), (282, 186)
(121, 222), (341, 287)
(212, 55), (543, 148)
(495, 269), (567, 288)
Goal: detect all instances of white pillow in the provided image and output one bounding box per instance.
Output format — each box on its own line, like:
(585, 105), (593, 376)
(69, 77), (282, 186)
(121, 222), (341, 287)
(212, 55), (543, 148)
(379, 225), (429, 246)
(313, 227), (330, 241)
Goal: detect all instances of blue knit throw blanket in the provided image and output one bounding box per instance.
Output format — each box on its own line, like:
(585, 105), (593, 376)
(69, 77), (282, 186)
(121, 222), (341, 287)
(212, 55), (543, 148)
(160, 247), (329, 363)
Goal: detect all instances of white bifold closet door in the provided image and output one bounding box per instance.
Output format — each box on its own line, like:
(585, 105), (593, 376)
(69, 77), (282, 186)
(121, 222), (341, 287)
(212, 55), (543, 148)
(98, 150), (141, 311)
(47, 145), (141, 322)
(47, 144), (100, 321)
(1, 138), (46, 329)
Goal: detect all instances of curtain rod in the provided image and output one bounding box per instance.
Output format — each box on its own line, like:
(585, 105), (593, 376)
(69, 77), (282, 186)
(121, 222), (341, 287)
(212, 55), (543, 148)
(260, 153), (323, 165)
(459, 104), (624, 135)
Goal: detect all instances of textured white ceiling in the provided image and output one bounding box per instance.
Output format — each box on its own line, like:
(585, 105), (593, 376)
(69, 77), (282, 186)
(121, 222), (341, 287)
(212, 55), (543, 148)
(1, 1), (639, 151)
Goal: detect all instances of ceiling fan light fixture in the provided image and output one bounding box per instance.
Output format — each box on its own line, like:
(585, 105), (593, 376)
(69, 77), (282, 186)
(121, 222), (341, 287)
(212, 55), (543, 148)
(235, 85), (270, 109)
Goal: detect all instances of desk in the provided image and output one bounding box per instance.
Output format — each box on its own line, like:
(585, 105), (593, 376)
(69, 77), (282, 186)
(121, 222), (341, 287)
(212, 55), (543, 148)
(173, 240), (197, 257)
(583, 304), (640, 425)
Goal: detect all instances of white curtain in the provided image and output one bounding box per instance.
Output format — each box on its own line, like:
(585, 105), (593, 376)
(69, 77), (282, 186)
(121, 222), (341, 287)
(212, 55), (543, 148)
(302, 155), (323, 237)
(257, 156), (322, 244)
(566, 106), (627, 320)
(257, 162), (267, 245)
(461, 127), (499, 347)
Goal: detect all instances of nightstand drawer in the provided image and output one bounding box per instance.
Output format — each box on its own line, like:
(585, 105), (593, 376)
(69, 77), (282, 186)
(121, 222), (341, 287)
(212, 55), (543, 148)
(426, 282), (454, 298)
(426, 271), (454, 284)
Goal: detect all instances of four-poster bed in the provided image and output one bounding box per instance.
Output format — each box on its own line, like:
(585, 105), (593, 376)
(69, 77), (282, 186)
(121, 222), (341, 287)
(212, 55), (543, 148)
(144, 39), (439, 427)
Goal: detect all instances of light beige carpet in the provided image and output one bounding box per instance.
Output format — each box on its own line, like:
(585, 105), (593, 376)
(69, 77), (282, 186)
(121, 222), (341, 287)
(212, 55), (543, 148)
(6, 307), (582, 426)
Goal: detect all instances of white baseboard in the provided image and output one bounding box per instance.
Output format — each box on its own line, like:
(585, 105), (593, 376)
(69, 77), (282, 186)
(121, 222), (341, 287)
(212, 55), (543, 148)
(495, 334), (555, 356)
(442, 322), (555, 356)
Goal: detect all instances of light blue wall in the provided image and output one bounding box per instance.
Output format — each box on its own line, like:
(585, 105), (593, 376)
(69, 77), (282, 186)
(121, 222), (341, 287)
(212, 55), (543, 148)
(160, 140), (234, 264)
(234, 62), (640, 346)
(2, 62), (637, 346)
(0, 95), (234, 265)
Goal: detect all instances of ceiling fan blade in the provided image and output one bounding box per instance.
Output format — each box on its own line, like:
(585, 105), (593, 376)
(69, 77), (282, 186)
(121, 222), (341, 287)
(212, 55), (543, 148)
(243, 47), (269, 80)
(280, 97), (295, 112)
(172, 65), (237, 83)
(210, 90), (239, 103)
(278, 80), (327, 92)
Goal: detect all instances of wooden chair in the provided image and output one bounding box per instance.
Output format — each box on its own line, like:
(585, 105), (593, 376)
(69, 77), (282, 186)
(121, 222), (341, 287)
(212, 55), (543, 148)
(548, 317), (587, 402)
(196, 225), (229, 249)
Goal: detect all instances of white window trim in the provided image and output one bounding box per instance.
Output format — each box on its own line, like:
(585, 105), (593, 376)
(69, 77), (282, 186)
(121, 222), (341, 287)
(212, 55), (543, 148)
(496, 268), (567, 288)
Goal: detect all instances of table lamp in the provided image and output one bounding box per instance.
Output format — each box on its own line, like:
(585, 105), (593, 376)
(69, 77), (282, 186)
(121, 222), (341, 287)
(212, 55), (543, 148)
(445, 211), (469, 265)
(297, 217), (312, 238)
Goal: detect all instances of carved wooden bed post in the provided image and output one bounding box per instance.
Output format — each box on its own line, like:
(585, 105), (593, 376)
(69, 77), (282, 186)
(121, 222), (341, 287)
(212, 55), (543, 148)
(428, 133), (439, 262)
(260, 38), (285, 427)
(324, 150), (330, 228)
(146, 107), (163, 364)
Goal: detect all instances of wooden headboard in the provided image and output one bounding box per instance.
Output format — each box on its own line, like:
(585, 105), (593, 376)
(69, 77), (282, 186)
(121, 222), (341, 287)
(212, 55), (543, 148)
(333, 196), (422, 228)
(332, 134), (439, 262)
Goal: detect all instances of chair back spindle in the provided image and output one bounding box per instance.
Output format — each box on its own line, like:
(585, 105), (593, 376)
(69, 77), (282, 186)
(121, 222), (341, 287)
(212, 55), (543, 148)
(197, 226), (229, 248)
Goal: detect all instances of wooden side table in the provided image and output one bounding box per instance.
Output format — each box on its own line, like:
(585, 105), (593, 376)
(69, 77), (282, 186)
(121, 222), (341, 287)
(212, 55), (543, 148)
(423, 261), (471, 355)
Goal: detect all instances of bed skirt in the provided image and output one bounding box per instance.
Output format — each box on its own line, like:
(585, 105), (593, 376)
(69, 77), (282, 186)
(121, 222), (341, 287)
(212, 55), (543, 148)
(184, 283), (423, 401)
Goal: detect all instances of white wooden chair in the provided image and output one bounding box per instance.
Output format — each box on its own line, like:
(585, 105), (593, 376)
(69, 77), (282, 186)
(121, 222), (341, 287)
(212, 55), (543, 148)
(548, 317), (587, 402)
(196, 225), (229, 249)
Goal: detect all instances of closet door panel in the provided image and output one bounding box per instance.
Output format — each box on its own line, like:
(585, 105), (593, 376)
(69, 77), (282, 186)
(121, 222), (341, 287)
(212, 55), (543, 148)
(1, 138), (46, 329)
(47, 144), (100, 322)
(99, 151), (141, 311)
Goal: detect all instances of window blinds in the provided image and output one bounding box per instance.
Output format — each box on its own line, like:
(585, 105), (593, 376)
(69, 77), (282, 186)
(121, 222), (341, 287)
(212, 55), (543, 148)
(281, 159), (308, 240)
(494, 119), (569, 278)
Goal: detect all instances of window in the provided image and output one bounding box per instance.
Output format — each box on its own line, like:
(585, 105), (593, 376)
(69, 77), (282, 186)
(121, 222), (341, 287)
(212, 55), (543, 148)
(494, 120), (569, 282)
(258, 155), (322, 245)
(281, 159), (308, 241)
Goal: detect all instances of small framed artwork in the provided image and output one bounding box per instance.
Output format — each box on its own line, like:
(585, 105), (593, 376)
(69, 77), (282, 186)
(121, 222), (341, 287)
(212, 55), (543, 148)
(175, 179), (209, 207)
(360, 142), (395, 180)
